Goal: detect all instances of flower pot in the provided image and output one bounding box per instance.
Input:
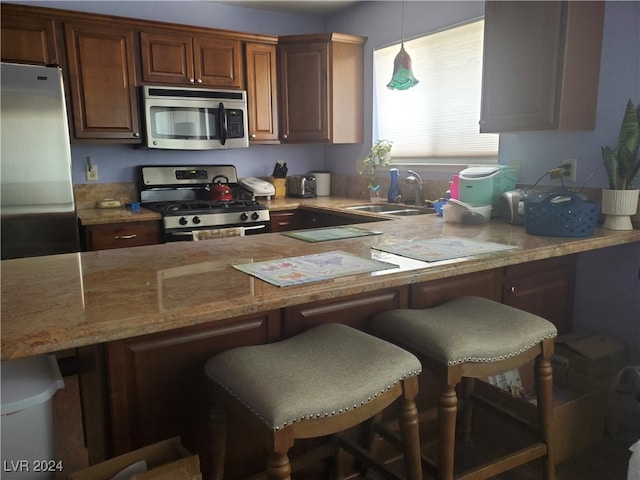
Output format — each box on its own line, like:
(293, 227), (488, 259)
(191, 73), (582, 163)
(601, 189), (639, 230)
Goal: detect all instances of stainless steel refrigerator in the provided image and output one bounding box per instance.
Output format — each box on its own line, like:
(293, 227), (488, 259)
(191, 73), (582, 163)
(1, 62), (80, 259)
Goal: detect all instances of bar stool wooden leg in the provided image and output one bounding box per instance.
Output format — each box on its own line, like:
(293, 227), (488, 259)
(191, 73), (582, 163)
(268, 430), (294, 480)
(438, 384), (458, 480)
(535, 354), (556, 480)
(208, 395), (227, 480)
(399, 376), (422, 480)
(460, 377), (475, 442)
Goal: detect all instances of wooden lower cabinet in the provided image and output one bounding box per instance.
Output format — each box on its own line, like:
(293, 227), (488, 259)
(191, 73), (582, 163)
(100, 311), (281, 479)
(503, 255), (577, 334)
(284, 286), (409, 337)
(83, 221), (161, 251)
(410, 269), (504, 308)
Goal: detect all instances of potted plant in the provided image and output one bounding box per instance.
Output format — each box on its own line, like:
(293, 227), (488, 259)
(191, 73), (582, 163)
(601, 99), (640, 230)
(360, 139), (393, 202)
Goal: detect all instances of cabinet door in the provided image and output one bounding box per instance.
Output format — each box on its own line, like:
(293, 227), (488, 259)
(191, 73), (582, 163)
(140, 31), (194, 85)
(284, 286), (409, 337)
(106, 312), (281, 475)
(279, 42), (329, 142)
(196, 36), (244, 88)
(269, 210), (300, 232)
(83, 221), (160, 251)
(480, 1), (563, 132)
(1, 12), (60, 65)
(245, 42), (279, 143)
(480, 1), (603, 133)
(503, 256), (576, 334)
(410, 270), (503, 309)
(64, 22), (141, 141)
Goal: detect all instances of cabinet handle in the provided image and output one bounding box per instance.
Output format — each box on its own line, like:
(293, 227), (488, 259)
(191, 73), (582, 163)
(196, 79), (203, 84)
(251, 133), (256, 138)
(283, 134), (288, 139)
(133, 132), (140, 138)
(115, 234), (137, 240)
(509, 286), (516, 293)
(188, 78), (195, 84)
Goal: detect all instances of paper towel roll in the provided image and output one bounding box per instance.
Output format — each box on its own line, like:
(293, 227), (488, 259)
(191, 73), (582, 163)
(313, 172), (331, 196)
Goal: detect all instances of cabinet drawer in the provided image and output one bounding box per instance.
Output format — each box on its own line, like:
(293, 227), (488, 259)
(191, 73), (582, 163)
(84, 221), (160, 251)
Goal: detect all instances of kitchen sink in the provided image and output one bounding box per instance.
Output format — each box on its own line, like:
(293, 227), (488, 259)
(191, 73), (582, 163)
(344, 204), (435, 216)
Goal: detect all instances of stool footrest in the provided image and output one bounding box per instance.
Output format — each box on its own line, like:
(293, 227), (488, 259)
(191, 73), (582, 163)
(455, 443), (547, 480)
(244, 443), (336, 480)
(470, 391), (538, 437)
(337, 436), (404, 480)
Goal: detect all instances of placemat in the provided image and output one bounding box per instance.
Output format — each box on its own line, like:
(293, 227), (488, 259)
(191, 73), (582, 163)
(282, 226), (382, 243)
(370, 236), (518, 262)
(233, 250), (397, 287)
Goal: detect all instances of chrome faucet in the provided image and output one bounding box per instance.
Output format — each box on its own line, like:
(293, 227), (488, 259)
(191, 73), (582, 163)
(406, 170), (425, 206)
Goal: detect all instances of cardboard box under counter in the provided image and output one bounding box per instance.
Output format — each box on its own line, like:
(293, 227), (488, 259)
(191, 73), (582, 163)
(474, 366), (606, 464)
(554, 332), (629, 382)
(68, 437), (200, 480)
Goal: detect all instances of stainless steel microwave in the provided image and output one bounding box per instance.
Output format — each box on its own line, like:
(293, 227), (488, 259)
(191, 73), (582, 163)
(142, 86), (249, 150)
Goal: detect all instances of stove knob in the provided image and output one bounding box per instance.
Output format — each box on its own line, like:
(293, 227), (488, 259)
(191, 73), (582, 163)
(179, 217), (188, 226)
(193, 216), (201, 225)
(240, 212), (249, 221)
(251, 212), (260, 220)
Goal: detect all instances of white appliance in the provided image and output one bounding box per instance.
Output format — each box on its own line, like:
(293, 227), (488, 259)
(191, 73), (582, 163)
(142, 86), (249, 150)
(239, 177), (276, 199)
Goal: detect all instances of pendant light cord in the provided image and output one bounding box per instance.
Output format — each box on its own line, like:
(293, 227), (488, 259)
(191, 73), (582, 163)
(401, 1), (405, 47)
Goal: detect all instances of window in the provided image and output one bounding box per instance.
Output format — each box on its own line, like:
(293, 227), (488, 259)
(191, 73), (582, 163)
(374, 19), (498, 166)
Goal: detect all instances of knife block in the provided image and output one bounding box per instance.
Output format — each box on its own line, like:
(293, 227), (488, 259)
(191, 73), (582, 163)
(270, 177), (286, 199)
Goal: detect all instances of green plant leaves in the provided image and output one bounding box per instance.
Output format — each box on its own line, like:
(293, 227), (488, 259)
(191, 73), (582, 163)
(602, 99), (640, 189)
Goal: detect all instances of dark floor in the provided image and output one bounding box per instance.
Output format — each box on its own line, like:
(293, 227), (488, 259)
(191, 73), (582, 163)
(53, 374), (632, 479)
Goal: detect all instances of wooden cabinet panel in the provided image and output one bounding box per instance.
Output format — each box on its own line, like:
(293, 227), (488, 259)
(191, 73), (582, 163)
(106, 312), (281, 475)
(1, 11), (60, 65)
(196, 36), (243, 88)
(64, 22), (141, 141)
(279, 33), (365, 144)
(140, 31), (243, 88)
(83, 221), (160, 251)
(245, 42), (279, 143)
(140, 31), (193, 84)
(269, 210), (300, 232)
(480, 1), (603, 132)
(503, 255), (576, 334)
(284, 286), (409, 337)
(410, 269), (503, 309)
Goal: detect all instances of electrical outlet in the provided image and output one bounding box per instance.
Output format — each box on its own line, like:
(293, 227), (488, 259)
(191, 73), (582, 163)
(561, 159), (577, 182)
(86, 164), (98, 181)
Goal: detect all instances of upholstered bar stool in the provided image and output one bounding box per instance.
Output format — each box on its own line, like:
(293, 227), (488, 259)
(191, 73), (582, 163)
(370, 296), (558, 480)
(205, 323), (424, 480)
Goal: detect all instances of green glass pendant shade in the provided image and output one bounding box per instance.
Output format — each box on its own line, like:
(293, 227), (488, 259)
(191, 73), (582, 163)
(387, 44), (419, 90)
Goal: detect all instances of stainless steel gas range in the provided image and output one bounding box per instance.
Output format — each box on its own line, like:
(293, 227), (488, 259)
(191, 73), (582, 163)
(139, 165), (270, 242)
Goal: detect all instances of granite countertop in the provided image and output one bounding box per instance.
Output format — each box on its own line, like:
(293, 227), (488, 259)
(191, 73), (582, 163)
(77, 206), (161, 225)
(3, 197), (639, 360)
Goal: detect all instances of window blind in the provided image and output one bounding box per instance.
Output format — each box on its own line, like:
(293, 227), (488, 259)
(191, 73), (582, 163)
(374, 19), (498, 165)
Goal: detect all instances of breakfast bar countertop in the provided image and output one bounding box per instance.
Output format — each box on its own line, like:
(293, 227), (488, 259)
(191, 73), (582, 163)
(2, 197), (639, 360)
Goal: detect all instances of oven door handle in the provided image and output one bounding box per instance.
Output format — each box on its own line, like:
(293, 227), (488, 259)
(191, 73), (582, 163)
(242, 225), (267, 232)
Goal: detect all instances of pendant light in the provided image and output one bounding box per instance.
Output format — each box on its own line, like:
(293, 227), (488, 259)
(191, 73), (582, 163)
(387, 2), (419, 90)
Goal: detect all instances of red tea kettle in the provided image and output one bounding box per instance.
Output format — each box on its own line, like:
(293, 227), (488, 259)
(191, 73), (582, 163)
(206, 175), (233, 201)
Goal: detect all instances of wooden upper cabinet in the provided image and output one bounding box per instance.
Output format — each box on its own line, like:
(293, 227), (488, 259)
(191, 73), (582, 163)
(1, 10), (60, 66)
(480, 1), (604, 133)
(245, 42), (279, 143)
(64, 22), (141, 141)
(140, 31), (244, 89)
(278, 33), (366, 144)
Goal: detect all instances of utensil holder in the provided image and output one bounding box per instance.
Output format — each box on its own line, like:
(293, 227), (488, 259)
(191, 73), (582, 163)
(270, 177), (286, 199)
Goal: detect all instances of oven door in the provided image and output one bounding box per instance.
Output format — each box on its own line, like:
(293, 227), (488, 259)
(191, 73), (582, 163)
(164, 223), (268, 242)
